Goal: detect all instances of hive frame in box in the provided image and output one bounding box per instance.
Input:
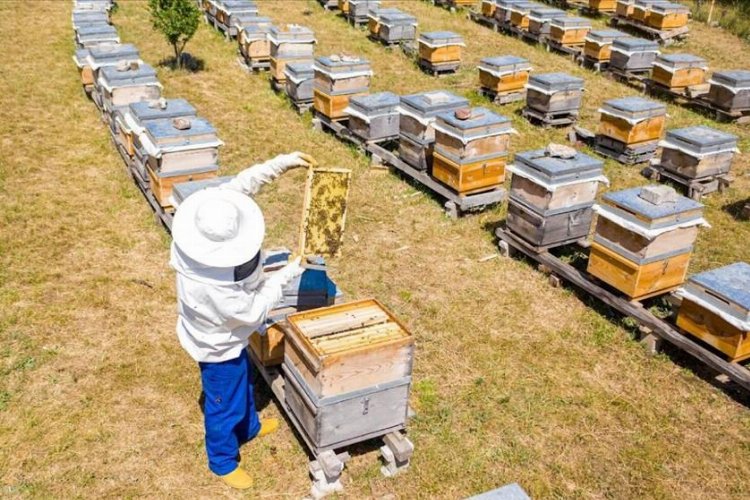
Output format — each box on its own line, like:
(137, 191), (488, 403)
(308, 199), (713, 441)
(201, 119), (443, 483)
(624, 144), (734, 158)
(493, 225), (750, 394)
(642, 161), (733, 201)
(609, 15), (689, 46)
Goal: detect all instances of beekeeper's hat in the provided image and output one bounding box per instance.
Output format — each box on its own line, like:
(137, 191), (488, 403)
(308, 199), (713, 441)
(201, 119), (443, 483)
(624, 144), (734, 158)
(172, 188), (265, 268)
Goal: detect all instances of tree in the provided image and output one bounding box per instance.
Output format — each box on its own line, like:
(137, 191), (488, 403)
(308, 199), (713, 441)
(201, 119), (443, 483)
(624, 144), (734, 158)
(148, 0), (200, 69)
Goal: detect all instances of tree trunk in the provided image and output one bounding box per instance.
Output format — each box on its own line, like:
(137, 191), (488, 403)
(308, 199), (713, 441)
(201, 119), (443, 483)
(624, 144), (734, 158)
(173, 42), (182, 68)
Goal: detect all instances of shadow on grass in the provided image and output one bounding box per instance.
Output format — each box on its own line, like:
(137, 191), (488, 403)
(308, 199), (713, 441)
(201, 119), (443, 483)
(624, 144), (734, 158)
(722, 198), (750, 222)
(158, 52), (205, 73)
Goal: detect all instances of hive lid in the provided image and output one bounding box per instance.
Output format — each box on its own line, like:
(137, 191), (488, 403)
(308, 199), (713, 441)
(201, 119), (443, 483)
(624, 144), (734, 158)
(655, 53), (707, 69)
(651, 1), (689, 13)
(219, 0), (257, 10)
(76, 23), (118, 36)
(72, 11), (108, 22)
(602, 186), (703, 224)
(73, 19), (109, 32)
(284, 61), (314, 79)
(349, 92), (400, 114)
(99, 62), (159, 89)
(399, 90), (469, 117)
(479, 55), (531, 73)
(350, 0), (381, 4)
(436, 107), (511, 131)
(634, 0), (669, 8)
(269, 24), (316, 43)
(528, 7), (566, 20)
(88, 43), (140, 65)
(528, 72), (584, 92)
(711, 70), (750, 88)
(514, 147), (604, 183)
(688, 263), (750, 313)
(73, 48), (90, 67)
(418, 31), (464, 46)
(172, 176), (235, 205)
(613, 36), (660, 52)
(664, 126), (738, 154)
(143, 117), (219, 146)
(237, 15), (271, 26)
(129, 98), (197, 122)
(497, 0), (529, 6)
(550, 16), (591, 28)
(379, 9), (418, 25)
(586, 29), (626, 43)
(315, 55), (370, 70)
(601, 96), (666, 120)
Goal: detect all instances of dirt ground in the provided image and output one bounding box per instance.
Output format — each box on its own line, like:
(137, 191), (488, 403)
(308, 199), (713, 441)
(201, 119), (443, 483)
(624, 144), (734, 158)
(1, 0), (749, 498)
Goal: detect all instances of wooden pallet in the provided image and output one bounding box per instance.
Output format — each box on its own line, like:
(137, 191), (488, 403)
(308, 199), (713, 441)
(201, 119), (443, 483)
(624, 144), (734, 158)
(644, 79), (709, 104)
(468, 10), (503, 32)
(479, 87), (527, 105)
(236, 56), (271, 73)
(607, 66), (649, 90)
(522, 107), (578, 128)
(643, 162), (733, 200)
(494, 226), (750, 393)
(610, 15), (689, 45)
(312, 112), (394, 150)
(545, 39), (583, 61)
(690, 97), (750, 124)
(510, 25), (546, 45)
(577, 55), (609, 72)
(292, 100), (314, 114)
(595, 137), (656, 165)
(317, 0), (339, 10)
(418, 59), (460, 77)
(248, 348), (414, 498)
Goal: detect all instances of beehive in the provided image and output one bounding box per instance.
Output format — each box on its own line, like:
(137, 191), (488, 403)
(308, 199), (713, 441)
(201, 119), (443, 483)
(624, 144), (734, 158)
(632, 0), (665, 23)
(584, 29), (626, 62)
(526, 73), (585, 114)
(215, 1), (258, 37)
(652, 53), (707, 90)
(616, 0), (635, 18)
(313, 55), (372, 120)
(115, 98), (197, 160)
(509, 1), (536, 30)
(96, 62), (162, 116)
(610, 37), (659, 72)
(658, 126), (738, 179)
(348, 0), (381, 24)
(478, 56), (532, 95)
(269, 25), (316, 83)
(73, 43), (140, 89)
(495, 0), (526, 23)
(481, 0), (497, 17)
(170, 176), (233, 207)
(598, 97), (666, 146)
(282, 299), (414, 450)
(418, 32), (464, 69)
(590, 0), (617, 13)
(708, 70), (750, 113)
(549, 17), (591, 46)
(338, 0), (350, 14)
(372, 9), (417, 44)
(648, 1), (689, 29)
(284, 62), (315, 104)
(345, 92), (400, 142)
(507, 147), (606, 247)
(238, 17), (272, 63)
(528, 7), (567, 37)
(588, 186), (707, 300)
(676, 263), (750, 362)
(368, 8), (399, 38)
(72, 10), (109, 29)
(76, 23), (119, 48)
(398, 90), (469, 171)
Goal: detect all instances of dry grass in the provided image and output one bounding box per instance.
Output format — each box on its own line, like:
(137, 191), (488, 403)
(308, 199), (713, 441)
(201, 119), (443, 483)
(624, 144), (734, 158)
(1, 0), (750, 498)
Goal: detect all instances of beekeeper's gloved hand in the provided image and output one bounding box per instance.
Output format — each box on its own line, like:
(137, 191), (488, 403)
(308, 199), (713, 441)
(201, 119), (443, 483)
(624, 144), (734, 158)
(268, 256), (305, 288)
(221, 152), (318, 196)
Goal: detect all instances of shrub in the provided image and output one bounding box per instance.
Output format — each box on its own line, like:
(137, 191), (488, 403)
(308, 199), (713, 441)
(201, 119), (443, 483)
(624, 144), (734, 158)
(148, 0), (201, 68)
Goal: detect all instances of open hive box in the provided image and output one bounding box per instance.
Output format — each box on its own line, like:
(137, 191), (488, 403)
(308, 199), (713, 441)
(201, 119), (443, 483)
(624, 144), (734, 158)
(282, 299), (414, 450)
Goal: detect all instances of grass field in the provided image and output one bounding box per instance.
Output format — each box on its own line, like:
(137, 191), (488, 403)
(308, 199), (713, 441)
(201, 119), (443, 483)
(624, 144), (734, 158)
(1, 0), (750, 497)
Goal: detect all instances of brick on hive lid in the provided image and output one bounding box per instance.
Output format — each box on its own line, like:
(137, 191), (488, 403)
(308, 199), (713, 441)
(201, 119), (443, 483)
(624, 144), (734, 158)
(639, 184), (678, 205)
(454, 108), (471, 120)
(545, 143), (577, 159)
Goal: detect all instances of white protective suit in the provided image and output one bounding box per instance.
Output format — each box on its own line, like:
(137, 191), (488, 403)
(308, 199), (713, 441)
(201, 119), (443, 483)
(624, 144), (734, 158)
(170, 153), (310, 363)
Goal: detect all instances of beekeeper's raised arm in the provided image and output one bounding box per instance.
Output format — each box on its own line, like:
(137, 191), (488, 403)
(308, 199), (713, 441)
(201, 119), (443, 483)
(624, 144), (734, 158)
(220, 151), (317, 196)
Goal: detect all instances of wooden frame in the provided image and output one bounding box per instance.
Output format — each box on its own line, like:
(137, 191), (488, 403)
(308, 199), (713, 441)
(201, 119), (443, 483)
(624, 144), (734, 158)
(299, 167), (352, 257)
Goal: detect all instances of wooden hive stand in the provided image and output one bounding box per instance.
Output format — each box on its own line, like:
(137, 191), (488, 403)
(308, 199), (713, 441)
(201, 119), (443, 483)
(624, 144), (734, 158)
(643, 161), (733, 201)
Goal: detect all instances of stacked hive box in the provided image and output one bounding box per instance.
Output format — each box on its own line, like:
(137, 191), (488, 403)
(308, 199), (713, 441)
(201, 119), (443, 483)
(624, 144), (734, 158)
(527, 7), (566, 38)
(647, 2), (689, 30)
(432, 107), (514, 195)
(95, 62), (162, 118)
(72, 9), (109, 33)
(588, 185), (707, 300)
(524, 72), (584, 125)
(237, 16), (273, 69)
(616, 0), (635, 17)
(418, 32), (464, 74)
(509, 1), (537, 30)
(610, 37), (659, 74)
(583, 29), (627, 66)
(368, 8), (399, 38)
(632, 0), (665, 24)
(507, 147), (607, 248)
(348, 0), (380, 25)
(478, 56), (532, 102)
(676, 263), (750, 362)
(284, 62), (315, 109)
(589, 0), (617, 13)
(313, 55), (372, 121)
(345, 92), (400, 143)
(495, 0), (527, 24)
(76, 23), (119, 48)
(73, 43), (140, 94)
(549, 17), (591, 47)
(368, 8), (417, 45)
(651, 53), (707, 92)
(229, 10), (263, 38)
(138, 117), (223, 208)
(481, 0), (497, 18)
(708, 70), (750, 113)
(214, 0), (258, 38)
(269, 25), (316, 86)
(657, 126), (738, 180)
(397, 90), (469, 171)
(113, 98), (198, 172)
(282, 299), (414, 451)
(596, 97), (666, 164)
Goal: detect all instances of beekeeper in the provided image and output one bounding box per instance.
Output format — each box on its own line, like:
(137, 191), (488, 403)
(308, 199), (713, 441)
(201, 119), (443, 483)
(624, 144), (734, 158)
(170, 152), (317, 489)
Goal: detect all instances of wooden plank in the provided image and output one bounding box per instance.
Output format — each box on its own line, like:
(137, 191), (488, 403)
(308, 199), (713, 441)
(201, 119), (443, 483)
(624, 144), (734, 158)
(299, 167), (352, 257)
(496, 228), (750, 392)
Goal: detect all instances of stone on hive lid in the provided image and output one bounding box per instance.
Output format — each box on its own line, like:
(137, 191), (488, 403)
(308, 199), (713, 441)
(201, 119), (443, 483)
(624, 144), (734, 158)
(172, 117), (192, 130)
(546, 143), (577, 159)
(149, 97), (168, 110)
(455, 108), (471, 120)
(639, 185), (678, 205)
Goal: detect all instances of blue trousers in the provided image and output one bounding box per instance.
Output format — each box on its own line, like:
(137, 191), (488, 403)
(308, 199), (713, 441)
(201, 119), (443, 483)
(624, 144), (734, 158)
(199, 349), (261, 475)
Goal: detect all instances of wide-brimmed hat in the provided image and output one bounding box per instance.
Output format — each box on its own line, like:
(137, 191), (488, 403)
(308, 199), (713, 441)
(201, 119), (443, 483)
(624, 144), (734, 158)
(172, 188), (265, 268)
